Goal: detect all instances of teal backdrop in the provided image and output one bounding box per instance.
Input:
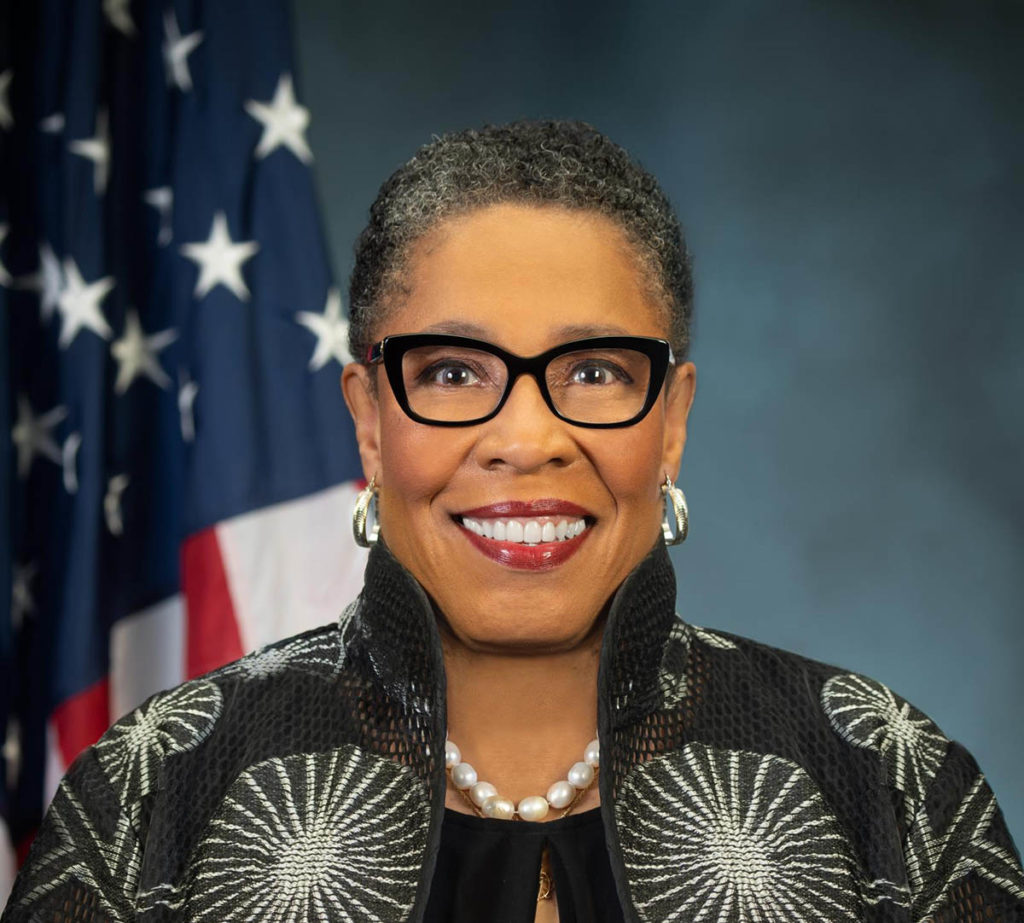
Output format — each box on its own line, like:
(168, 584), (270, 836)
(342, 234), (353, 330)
(292, 0), (1024, 838)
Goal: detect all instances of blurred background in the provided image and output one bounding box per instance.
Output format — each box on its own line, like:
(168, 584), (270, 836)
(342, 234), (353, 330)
(295, 0), (1023, 831)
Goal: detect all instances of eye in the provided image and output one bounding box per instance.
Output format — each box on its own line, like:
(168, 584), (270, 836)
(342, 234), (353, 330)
(568, 361), (632, 386)
(420, 362), (482, 387)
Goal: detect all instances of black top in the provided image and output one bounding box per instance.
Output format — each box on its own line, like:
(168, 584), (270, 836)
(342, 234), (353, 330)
(425, 807), (626, 923)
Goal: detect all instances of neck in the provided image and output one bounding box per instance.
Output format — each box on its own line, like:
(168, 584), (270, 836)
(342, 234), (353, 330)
(442, 626), (603, 806)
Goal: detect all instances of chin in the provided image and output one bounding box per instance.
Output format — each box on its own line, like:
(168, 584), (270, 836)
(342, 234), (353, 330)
(442, 607), (601, 654)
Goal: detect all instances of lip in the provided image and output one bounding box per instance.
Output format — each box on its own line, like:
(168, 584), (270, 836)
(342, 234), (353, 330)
(456, 499), (591, 519)
(452, 498), (593, 571)
(459, 526), (591, 570)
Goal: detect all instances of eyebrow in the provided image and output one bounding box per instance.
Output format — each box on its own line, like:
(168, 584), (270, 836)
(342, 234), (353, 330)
(418, 320), (634, 339)
(419, 320), (491, 337)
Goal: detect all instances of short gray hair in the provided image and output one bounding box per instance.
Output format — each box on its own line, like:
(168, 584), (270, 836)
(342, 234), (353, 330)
(348, 120), (693, 362)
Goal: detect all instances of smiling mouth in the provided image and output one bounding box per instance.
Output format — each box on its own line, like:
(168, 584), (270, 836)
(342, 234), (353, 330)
(452, 501), (594, 570)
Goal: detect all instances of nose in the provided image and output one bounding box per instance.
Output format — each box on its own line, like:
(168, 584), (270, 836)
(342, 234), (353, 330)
(473, 372), (579, 473)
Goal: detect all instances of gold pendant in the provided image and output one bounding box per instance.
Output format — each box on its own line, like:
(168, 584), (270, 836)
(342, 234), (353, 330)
(537, 845), (554, 902)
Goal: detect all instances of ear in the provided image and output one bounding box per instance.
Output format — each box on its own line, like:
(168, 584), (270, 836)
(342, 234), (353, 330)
(661, 361), (697, 482)
(341, 363), (382, 483)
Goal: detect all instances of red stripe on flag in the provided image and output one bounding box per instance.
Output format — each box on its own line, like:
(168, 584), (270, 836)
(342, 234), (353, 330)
(182, 527), (244, 678)
(52, 676), (110, 768)
(16, 833), (35, 867)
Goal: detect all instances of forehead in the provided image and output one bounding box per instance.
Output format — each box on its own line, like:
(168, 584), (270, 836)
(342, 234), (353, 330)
(384, 203), (668, 353)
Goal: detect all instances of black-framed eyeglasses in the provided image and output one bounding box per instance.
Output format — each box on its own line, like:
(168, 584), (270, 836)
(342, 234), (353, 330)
(365, 334), (675, 428)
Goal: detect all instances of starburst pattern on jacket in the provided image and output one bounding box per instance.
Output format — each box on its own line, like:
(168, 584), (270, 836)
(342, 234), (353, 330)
(217, 600), (360, 682)
(186, 745), (429, 921)
(905, 773), (1024, 918)
(821, 673), (948, 807)
(217, 632), (341, 681)
(617, 743), (861, 922)
(93, 680), (222, 803)
(17, 786), (143, 922)
(658, 621), (692, 709)
(658, 619), (739, 710)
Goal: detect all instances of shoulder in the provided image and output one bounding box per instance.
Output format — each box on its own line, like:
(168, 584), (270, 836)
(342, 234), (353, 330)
(207, 596), (361, 682)
(661, 617), (954, 799)
(92, 599), (362, 805)
(659, 616), (857, 712)
(659, 618), (1019, 844)
(625, 620), (1024, 921)
(670, 615), (930, 713)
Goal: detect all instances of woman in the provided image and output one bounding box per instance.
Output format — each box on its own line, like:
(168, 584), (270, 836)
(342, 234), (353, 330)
(3, 121), (1022, 923)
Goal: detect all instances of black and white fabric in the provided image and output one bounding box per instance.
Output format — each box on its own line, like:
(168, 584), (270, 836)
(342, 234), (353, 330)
(4, 541), (1022, 922)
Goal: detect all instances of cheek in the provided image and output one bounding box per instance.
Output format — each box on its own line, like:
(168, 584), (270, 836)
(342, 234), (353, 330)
(376, 410), (464, 512)
(590, 424), (666, 519)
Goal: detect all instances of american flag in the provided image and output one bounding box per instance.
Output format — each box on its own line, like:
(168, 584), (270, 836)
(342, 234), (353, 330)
(0, 0), (368, 901)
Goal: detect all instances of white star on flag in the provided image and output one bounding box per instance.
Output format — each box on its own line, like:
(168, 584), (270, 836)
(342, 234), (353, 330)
(3, 715), (21, 790)
(143, 186), (173, 245)
(180, 211), (259, 301)
(244, 73), (313, 164)
(62, 431), (82, 494)
(11, 395), (67, 479)
(104, 474), (130, 536)
(0, 223), (11, 287)
(69, 109), (111, 195)
(295, 288), (352, 370)
(11, 563), (37, 632)
(111, 309), (178, 393)
(57, 257), (114, 348)
(103, 0), (135, 36)
(178, 369), (199, 443)
(0, 69), (12, 131)
(15, 241), (64, 322)
(163, 10), (203, 92)
(39, 112), (65, 134)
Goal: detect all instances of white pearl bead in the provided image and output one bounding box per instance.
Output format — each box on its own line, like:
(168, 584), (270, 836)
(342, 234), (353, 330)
(470, 781), (498, 807)
(482, 795), (516, 819)
(584, 738), (600, 768)
(546, 780), (576, 809)
(451, 762), (477, 790)
(567, 761), (594, 789)
(517, 796), (550, 821)
(445, 740), (461, 769)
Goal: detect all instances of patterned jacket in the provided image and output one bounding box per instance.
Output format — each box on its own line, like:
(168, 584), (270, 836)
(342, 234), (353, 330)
(3, 540), (1023, 922)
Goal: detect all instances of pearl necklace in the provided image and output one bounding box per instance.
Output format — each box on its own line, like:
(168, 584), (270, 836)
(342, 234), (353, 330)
(444, 735), (600, 822)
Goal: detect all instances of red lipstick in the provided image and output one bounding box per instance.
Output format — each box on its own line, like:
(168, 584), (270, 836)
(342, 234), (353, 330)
(457, 499), (590, 518)
(454, 499), (593, 571)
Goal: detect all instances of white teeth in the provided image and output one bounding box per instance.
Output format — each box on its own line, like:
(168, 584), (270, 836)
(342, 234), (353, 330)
(460, 516), (588, 545)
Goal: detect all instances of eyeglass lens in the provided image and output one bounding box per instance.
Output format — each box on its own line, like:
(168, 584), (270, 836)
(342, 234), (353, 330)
(400, 344), (654, 424)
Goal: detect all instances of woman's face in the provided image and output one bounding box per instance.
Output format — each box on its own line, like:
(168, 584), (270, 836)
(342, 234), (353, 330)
(343, 203), (696, 654)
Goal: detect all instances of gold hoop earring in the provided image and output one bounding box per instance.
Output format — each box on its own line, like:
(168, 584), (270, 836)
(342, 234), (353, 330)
(660, 474), (689, 546)
(352, 475), (380, 548)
